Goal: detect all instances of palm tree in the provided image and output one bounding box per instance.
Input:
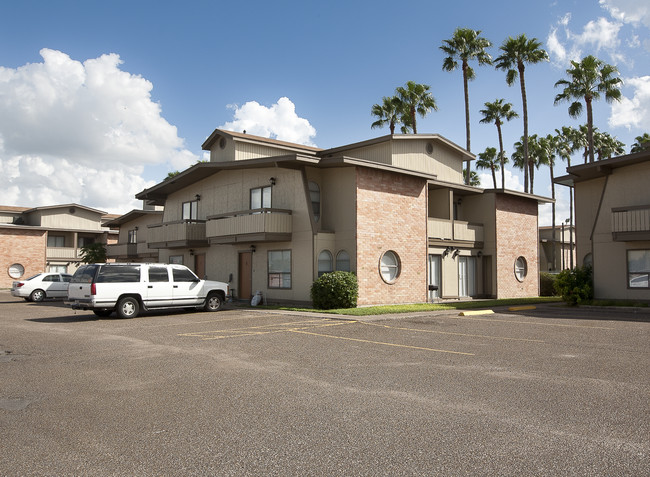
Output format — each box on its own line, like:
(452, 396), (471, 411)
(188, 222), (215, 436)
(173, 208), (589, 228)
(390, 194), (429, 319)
(495, 34), (549, 194)
(476, 147), (503, 189)
(512, 135), (543, 194)
(440, 27), (492, 184)
(540, 134), (558, 270)
(593, 131), (625, 160)
(394, 81), (438, 134)
(479, 99), (518, 189)
(371, 96), (403, 135)
(554, 55), (622, 163)
(631, 133), (650, 153)
(554, 126), (579, 268)
(463, 169), (481, 186)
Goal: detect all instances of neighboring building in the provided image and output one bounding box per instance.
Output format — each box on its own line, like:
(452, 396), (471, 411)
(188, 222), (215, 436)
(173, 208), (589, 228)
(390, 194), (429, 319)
(539, 224), (576, 272)
(555, 150), (650, 301)
(0, 204), (118, 288)
(104, 205), (163, 264)
(136, 129), (551, 306)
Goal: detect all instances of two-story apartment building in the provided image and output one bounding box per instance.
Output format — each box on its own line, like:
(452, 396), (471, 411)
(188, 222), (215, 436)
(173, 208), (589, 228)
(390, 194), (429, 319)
(555, 149), (650, 301)
(0, 204), (118, 288)
(104, 206), (163, 263)
(135, 129), (550, 306)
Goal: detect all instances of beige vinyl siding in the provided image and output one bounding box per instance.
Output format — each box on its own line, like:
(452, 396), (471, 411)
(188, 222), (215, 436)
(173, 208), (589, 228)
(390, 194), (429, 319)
(391, 140), (464, 182)
(28, 208), (104, 230)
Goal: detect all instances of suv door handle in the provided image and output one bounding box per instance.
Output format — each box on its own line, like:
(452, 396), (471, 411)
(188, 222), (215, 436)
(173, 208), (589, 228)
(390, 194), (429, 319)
(148, 285), (153, 288)
(173, 285), (178, 288)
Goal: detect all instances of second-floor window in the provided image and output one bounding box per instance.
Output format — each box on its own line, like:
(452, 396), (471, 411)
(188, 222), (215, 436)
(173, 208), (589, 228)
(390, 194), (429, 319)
(128, 229), (137, 244)
(182, 200), (198, 221)
(251, 186), (271, 210)
(47, 235), (65, 247)
(309, 181), (320, 222)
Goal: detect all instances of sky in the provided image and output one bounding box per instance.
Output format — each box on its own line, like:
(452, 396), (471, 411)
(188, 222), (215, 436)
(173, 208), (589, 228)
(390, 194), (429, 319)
(0, 0), (648, 225)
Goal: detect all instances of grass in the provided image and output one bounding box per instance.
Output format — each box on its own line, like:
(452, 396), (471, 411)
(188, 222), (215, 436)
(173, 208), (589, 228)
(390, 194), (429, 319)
(257, 296), (563, 316)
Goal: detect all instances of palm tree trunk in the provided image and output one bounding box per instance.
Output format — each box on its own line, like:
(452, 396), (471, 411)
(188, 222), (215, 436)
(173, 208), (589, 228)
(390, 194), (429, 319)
(462, 61), (471, 184)
(491, 166), (497, 189)
(529, 163), (535, 194)
(586, 97), (595, 162)
(569, 186), (574, 268)
(497, 122), (505, 189)
(518, 62), (529, 193)
(411, 106), (417, 134)
(550, 162), (556, 271)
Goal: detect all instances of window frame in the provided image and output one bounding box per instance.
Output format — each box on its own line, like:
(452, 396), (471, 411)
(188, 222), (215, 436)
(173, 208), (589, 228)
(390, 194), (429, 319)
(514, 256), (527, 282)
(127, 229), (137, 244)
(379, 250), (401, 284)
(317, 250), (333, 277)
(182, 200), (199, 221)
(268, 249), (292, 289)
(627, 249), (650, 289)
(336, 250), (351, 272)
(251, 186), (272, 211)
(308, 181), (320, 223)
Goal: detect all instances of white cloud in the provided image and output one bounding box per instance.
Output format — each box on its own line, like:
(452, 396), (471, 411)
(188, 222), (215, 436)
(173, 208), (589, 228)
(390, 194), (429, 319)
(609, 75), (650, 129)
(220, 97), (317, 146)
(476, 168), (523, 191)
(600, 0), (650, 27)
(0, 48), (196, 212)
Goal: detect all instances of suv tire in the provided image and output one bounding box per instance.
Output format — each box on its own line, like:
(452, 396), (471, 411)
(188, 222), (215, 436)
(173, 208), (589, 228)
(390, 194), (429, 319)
(204, 292), (223, 312)
(116, 296), (140, 319)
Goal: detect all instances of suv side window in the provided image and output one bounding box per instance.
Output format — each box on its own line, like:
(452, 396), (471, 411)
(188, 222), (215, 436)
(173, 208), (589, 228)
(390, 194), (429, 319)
(96, 265), (141, 283)
(172, 267), (198, 282)
(148, 266), (170, 282)
(71, 265), (99, 283)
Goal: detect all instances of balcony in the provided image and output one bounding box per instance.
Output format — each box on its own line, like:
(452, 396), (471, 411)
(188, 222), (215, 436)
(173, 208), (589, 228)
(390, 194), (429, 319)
(207, 208), (292, 244)
(612, 205), (650, 241)
(106, 242), (157, 259)
(147, 220), (208, 249)
(46, 247), (82, 260)
(428, 218), (484, 246)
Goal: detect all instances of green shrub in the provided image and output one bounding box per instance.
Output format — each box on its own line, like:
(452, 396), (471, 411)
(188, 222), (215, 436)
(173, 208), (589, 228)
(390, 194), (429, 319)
(554, 265), (594, 306)
(310, 271), (358, 309)
(539, 272), (558, 296)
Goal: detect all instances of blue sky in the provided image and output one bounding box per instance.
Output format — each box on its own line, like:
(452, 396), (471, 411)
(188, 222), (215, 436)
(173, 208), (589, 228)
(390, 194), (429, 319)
(0, 0), (648, 225)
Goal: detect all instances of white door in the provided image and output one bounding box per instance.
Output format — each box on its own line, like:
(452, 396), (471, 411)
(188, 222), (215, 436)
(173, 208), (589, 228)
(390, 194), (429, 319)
(145, 265), (174, 308)
(458, 256), (476, 297)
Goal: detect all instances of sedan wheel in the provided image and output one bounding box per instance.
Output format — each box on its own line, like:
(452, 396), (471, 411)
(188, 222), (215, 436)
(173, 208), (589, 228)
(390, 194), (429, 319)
(30, 289), (45, 302)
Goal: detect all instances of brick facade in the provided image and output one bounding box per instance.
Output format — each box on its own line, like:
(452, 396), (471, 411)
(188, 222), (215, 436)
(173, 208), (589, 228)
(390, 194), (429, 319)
(356, 167), (428, 305)
(495, 194), (539, 297)
(0, 229), (46, 287)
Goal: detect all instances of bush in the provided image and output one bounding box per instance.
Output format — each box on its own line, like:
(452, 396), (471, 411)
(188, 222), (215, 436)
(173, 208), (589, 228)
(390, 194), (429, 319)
(554, 265), (594, 306)
(539, 272), (558, 296)
(310, 271), (358, 309)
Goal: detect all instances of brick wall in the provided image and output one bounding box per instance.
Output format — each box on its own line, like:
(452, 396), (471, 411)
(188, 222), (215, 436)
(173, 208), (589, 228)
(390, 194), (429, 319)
(0, 229), (46, 288)
(356, 168), (427, 305)
(495, 194), (539, 297)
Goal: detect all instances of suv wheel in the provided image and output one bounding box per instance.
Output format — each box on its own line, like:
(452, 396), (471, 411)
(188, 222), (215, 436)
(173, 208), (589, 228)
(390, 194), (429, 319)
(116, 297), (140, 319)
(204, 293), (223, 312)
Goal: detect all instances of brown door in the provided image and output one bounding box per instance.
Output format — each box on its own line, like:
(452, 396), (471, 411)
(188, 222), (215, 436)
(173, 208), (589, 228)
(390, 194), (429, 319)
(194, 253), (206, 279)
(238, 252), (253, 300)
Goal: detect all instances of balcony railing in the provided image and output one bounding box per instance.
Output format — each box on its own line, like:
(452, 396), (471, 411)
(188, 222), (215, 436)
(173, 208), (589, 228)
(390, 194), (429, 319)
(207, 208), (292, 244)
(147, 220), (207, 248)
(428, 218), (484, 244)
(106, 242), (157, 258)
(612, 205), (650, 241)
(46, 247), (82, 259)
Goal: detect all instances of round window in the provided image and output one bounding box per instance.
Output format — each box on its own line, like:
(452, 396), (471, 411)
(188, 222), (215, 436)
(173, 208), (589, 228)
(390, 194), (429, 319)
(379, 251), (401, 283)
(514, 256), (527, 282)
(8, 263), (25, 279)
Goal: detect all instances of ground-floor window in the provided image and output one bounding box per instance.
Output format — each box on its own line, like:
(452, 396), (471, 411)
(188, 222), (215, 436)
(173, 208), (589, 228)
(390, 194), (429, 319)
(318, 250), (333, 277)
(379, 251), (400, 283)
(269, 250), (291, 289)
(628, 250), (650, 288)
(47, 264), (68, 274)
(336, 250), (350, 272)
(428, 254), (441, 299)
(458, 256), (476, 297)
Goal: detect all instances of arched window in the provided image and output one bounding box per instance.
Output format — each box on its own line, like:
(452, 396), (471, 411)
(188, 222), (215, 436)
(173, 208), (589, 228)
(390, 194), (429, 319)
(379, 251), (400, 283)
(514, 256), (528, 282)
(318, 250), (333, 277)
(336, 250), (351, 272)
(308, 181), (320, 222)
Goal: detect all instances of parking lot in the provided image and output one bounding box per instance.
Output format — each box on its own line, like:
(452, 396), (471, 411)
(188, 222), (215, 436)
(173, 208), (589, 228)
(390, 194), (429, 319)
(1, 292), (649, 476)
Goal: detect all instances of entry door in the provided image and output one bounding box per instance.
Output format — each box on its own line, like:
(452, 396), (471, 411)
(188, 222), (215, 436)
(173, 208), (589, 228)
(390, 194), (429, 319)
(238, 252), (253, 300)
(428, 255), (441, 300)
(194, 253), (206, 279)
(458, 256), (477, 297)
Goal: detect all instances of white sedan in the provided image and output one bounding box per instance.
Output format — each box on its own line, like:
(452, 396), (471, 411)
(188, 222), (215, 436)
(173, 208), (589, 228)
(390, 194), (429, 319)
(11, 273), (73, 302)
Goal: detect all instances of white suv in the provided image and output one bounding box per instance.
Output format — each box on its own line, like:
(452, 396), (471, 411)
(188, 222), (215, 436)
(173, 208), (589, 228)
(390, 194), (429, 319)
(68, 263), (229, 319)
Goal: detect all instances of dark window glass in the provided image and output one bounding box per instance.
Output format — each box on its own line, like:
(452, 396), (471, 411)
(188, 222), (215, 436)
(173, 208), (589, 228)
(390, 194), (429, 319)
(172, 267), (198, 282)
(148, 267), (170, 283)
(43, 275), (60, 282)
(96, 265), (141, 283)
(71, 265), (99, 284)
(62, 275), (73, 282)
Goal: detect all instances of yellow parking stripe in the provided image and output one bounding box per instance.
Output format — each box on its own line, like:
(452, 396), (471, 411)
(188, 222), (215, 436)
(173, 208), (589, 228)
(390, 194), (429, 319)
(361, 321), (545, 343)
(179, 319), (349, 340)
(450, 315), (613, 330)
(289, 329), (475, 356)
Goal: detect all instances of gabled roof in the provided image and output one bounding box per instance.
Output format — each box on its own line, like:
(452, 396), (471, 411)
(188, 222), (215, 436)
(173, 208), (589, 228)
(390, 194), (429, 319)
(555, 149), (650, 186)
(319, 134), (475, 162)
(23, 203), (107, 215)
(103, 209), (163, 227)
(202, 128), (322, 154)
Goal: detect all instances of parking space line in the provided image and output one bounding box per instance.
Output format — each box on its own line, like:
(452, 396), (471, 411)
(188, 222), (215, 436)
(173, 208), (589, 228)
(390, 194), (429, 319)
(449, 315), (614, 330)
(178, 319), (347, 340)
(360, 321), (545, 343)
(289, 329), (475, 355)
